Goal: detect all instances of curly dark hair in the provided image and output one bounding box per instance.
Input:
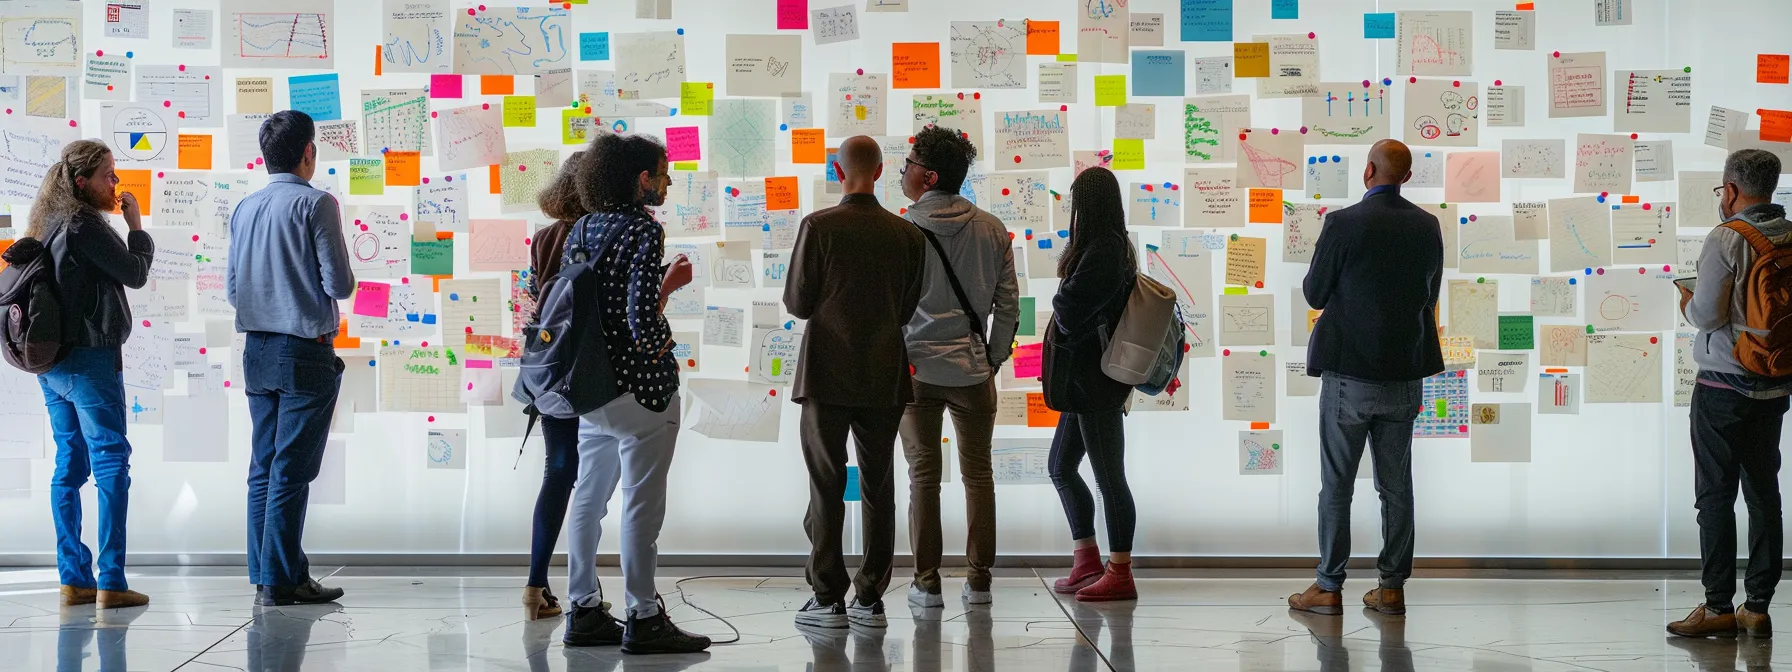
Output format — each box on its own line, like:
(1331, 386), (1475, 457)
(576, 132), (668, 213)
(537, 150), (589, 222)
(912, 125), (978, 195)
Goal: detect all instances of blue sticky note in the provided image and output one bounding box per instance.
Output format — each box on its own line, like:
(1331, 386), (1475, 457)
(579, 32), (609, 61)
(1131, 50), (1186, 97)
(288, 73), (342, 121)
(844, 466), (862, 502)
(1363, 12), (1395, 39)
(1271, 0), (1298, 19)
(1180, 0), (1233, 42)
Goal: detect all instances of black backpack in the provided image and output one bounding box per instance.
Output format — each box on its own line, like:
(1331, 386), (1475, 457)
(510, 216), (625, 456)
(0, 233), (67, 374)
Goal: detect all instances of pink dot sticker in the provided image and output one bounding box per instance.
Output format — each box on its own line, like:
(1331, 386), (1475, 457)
(1270, 128), (1279, 134)
(1642, 203), (1652, 211)
(1553, 51), (1561, 58)
(1452, 81), (1461, 87)
(421, 340), (428, 347)
(431, 111), (438, 118)
(1307, 32), (1315, 39)
(1223, 349), (1232, 356)
(191, 235), (199, 242)
(482, 103), (490, 110)
(1495, 79), (1503, 86)
(422, 177), (430, 184)
(399, 213), (409, 220)
(199, 348), (207, 355)
(856, 68), (864, 75)
(96, 50), (103, 56)
(157, 172), (164, 178)
(141, 320), (150, 328)
(224, 381), (231, 388)
(178, 64), (186, 72)
(428, 415), (436, 422)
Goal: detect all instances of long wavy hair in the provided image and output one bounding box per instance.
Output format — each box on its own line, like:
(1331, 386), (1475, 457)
(1058, 167), (1136, 278)
(26, 140), (114, 239)
(537, 150), (590, 222)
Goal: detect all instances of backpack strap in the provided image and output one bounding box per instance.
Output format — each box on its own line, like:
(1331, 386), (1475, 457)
(1722, 219), (1780, 258)
(917, 228), (987, 344)
(513, 405), (541, 468)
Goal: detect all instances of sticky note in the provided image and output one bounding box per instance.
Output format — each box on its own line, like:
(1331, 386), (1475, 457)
(1132, 51), (1185, 97)
(1248, 189), (1283, 223)
(1758, 109), (1792, 143)
(1760, 54), (1791, 84)
(488, 164), (503, 194)
(385, 151), (421, 187)
(777, 0), (809, 30)
(1363, 12), (1395, 38)
(109, 170), (152, 214)
(288, 73), (342, 121)
(411, 238), (454, 276)
(1056, 53), (1077, 62)
(1498, 314), (1535, 350)
(1180, 0), (1234, 42)
(429, 74), (463, 99)
(1026, 20), (1060, 55)
(680, 82), (714, 117)
(1516, 2), (1535, 9)
(1094, 75), (1127, 106)
(1112, 138), (1144, 170)
(1013, 342), (1044, 378)
(480, 75), (515, 96)
(892, 42), (941, 89)
(1017, 297), (1037, 335)
(1271, 0), (1298, 19)
(666, 126), (701, 162)
(1234, 42), (1270, 78)
(353, 282), (391, 318)
(350, 158), (384, 195)
(765, 176), (799, 210)
(1026, 392), (1060, 427)
(502, 95), (537, 127)
(791, 128), (826, 164)
(177, 134), (212, 170)
(673, 161), (700, 171)
(579, 32), (610, 61)
(561, 108), (592, 145)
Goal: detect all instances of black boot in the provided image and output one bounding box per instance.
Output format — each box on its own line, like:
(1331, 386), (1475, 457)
(563, 602), (624, 647)
(256, 579), (344, 607)
(622, 608), (712, 655)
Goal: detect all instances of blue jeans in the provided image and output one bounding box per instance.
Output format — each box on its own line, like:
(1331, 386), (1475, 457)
(527, 415), (580, 588)
(1316, 372), (1422, 592)
(244, 332), (342, 588)
(40, 346), (133, 591)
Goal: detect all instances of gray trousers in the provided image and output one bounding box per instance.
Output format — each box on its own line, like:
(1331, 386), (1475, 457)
(1316, 372), (1421, 592)
(566, 394), (681, 618)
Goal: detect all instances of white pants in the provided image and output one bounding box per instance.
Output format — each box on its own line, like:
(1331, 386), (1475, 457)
(565, 394), (681, 618)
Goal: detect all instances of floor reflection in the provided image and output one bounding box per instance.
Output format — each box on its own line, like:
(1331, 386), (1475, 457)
(244, 603), (341, 672)
(56, 606), (142, 672)
(1286, 608), (1413, 672)
(1666, 635), (1775, 672)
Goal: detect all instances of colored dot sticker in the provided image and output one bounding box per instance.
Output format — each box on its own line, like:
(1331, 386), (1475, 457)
(1569, 278), (1577, 285)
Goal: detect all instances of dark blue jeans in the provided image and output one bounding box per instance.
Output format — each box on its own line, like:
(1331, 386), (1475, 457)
(244, 332), (343, 588)
(1316, 373), (1422, 592)
(40, 346), (132, 591)
(527, 415), (581, 588)
(1690, 383), (1788, 611)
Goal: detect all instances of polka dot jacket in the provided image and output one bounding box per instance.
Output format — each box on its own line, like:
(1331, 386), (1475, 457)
(562, 207), (679, 413)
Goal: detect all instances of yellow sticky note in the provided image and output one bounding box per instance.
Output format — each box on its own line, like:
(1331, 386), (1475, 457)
(1234, 42), (1270, 78)
(1094, 75), (1127, 107)
(350, 158), (384, 195)
(1112, 138), (1144, 170)
(680, 82), (714, 116)
(1222, 286), (1249, 295)
(1056, 53), (1078, 62)
(561, 108), (592, 145)
(673, 161), (700, 171)
(503, 95), (537, 127)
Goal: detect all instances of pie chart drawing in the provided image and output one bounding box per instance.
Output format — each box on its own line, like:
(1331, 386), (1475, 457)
(110, 107), (170, 162)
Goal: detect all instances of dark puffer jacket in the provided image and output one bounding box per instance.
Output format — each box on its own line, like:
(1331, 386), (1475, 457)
(45, 208), (155, 348)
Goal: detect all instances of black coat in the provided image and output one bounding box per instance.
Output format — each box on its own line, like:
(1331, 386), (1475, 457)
(47, 209), (154, 349)
(1301, 188), (1445, 382)
(1043, 238), (1135, 413)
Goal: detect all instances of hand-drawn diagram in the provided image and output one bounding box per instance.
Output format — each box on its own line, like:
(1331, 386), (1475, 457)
(433, 103), (506, 171)
(1458, 215), (1538, 275)
(0, 117), (75, 205)
(1445, 151), (1500, 203)
(1501, 139), (1564, 178)
(362, 89), (432, 155)
(451, 6), (568, 75)
(689, 379), (780, 443)
(24, 75), (66, 118)
(991, 440), (1052, 484)
(993, 109), (1069, 171)
(1395, 11), (1472, 76)
(1149, 234), (1214, 358)
(724, 34), (799, 98)
(345, 206), (409, 278)
(1404, 78), (1478, 147)
(1448, 279), (1499, 349)
(500, 149), (558, 213)
(1128, 183), (1180, 226)
(1220, 293), (1274, 346)
(1223, 351), (1277, 423)
(615, 31), (686, 100)
(949, 21), (1025, 89)
(661, 171), (720, 237)
(1, 4), (83, 76)
(1283, 203), (1325, 264)
(1573, 133), (1633, 195)
(413, 176), (468, 232)
(1255, 33), (1319, 98)
(1587, 268), (1673, 332)
(1675, 331), (1696, 407)
(1414, 370), (1469, 438)
(1548, 52), (1606, 119)
(914, 95), (985, 151)
(1305, 157), (1348, 200)
(811, 5), (859, 45)
(425, 429), (465, 468)
(100, 103), (177, 168)
(223, 0), (334, 68)
(1547, 196), (1612, 273)
(1239, 430), (1283, 475)
(136, 65), (223, 127)
(1611, 204), (1674, 265)
(314, 119), (359, 161)
(1183, 95), (1250, 163)
(1585, 334), (1662, 403)
(509, 270), (536, 335)
(750, 327), (802, 386)
(382, 0), (449, 74)
(827, 72), (885, 139)
(1075, 0), (1129, 64)
(1236, 128), (1301, 190)
(1538, 372), (1581, 414)
(712, 99), (776, 179)
(988, 172), (1050, 230)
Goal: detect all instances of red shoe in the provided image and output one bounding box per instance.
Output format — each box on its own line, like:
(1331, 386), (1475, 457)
(1053, 546), (1103, 594)
(1075, 562), (1138, 602)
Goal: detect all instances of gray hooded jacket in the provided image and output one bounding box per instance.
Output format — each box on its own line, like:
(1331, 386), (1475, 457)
(1686, 203), (1792, 395)
(902, 191), (1021, 386)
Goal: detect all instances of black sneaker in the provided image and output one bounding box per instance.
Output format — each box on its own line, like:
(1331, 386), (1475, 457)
(255, 579), (344, 607)
(563, 602), (624, 647)
(621, 604), (712, 655)
(846, 596), (887, 628)
(795, 598), (848, 629)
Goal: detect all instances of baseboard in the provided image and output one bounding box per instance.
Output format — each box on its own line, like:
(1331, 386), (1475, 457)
(0, 553), (1719, 570)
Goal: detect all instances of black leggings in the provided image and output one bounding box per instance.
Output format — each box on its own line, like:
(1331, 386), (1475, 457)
(1048, 411), (1134, 553)
(527, 415), (581, 588)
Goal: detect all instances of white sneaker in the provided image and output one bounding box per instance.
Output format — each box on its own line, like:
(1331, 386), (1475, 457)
(795, 598), (848, 629)
(908, 584), (944, 609)
(846, 597), (888, 628)
(961, 582), (993, 605)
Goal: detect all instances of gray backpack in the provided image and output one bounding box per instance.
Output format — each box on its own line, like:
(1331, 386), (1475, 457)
(1101, 273), (1184, 394)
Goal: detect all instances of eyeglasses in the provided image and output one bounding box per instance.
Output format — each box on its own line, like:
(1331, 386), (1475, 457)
(1714, 184), (1729, 197)
(899, 157), (934, 176)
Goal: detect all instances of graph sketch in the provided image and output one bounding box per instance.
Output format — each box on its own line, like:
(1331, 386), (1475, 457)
(451, 5), (569, 75)
(382, 0), (449, 74)
(0, 4), (83, 76)
(1150, 234), (1214, 358)
(659, 171), (720, 237)
(1220, 294), (1274, 346)
(1585, 334), (1662, 403)
(711, 99), (776, 179)
(1127, 183), (1180, 226)
(223, 0), (334, 69)
(1236, 129), (1301, 190)
(433, 103), (506, 171)
(362, 89), (432, 155)
(1501, 139), (1565, 178)
(688, 379), (780, 443)
(948, 21), (1025, 90)
(1395, 10), (1472, 76)
(136, 65), (223, 127)
(991, 440), (1052, 485)
(1547, 196), (1612, 272)
(1239, 430), (1283, 475)
(345, 206), (409, 278)
(1302, 82), (1390, 145)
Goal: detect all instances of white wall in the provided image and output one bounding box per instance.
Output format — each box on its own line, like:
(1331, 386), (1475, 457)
(1, 0), (1789, 561)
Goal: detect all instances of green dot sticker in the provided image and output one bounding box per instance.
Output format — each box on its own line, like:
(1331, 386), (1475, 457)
(1476, 277), (1485, 283)
(1272, 443), (1281, 450)
(1230, 233), (1239, 241)
(1684, 66), (1692, 73)
(1438, 203), (1449, 209)
(1586, 324), (1596, 334)
(1259, 350), (1268, 356)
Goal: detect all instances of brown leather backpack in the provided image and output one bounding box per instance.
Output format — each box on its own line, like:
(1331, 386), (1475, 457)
(1723, 220), (1792, 377)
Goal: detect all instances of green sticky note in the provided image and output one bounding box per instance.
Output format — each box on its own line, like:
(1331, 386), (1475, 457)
(1017, 297), (1037, 335)
(1094, 74), (1127, 107)
(680, 82), (714, 116)
(411, 238), (454, 276)
(561, 108), (593, 145)
(673, 161), (700, 171)
(502, 95), (537, 127)
(1498, 314), (1535, 350)
(1223, 286), (1248, 295)
(1112, 138), (1145, 170)
(349, 158), (384, 195)
(1056, 53), (1078, 62)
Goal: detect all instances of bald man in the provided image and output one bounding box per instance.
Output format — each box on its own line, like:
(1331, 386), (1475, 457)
(784, 135), (926, 630)
(1289, 139), (1445, 618)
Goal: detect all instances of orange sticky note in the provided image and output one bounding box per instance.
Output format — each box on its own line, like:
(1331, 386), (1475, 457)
(1759, 54), (1791, 85)
(1515, 2), (1534, 9)
(1250, 421), (1270, 430)
(1760, 109), (1792, 143)
(1025, 392), (1060, 428)
(374, 45), (382, 77)
(333, 320), (361, 350)
(791, 128), (826, 164)
(1234, 42), (1270, 78)
(489, 164), (503, 194)
(1247, 188), (1282, 223)
(481, 75), (515, 95)
(1621, 195), (1640, 204)
(0, 239), (13, 269)
(1026, 20), (1060, 56)
(109, 170), (153, 214)
(177, 134), (212, 170)
(385, 151), (421, 186)
(891, 42), (941, 89)
(764, 176), (799, 210)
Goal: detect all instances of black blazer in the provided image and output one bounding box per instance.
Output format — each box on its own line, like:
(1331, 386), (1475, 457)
(1302, 188), (1444, 382)
(1043, 237), (1135, 413)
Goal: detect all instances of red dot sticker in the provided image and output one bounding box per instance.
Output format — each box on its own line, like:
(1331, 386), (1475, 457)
(1553, 51), (1561, 58)
(1254, 281), (1264, 288)
(769, 389), (777, 397)
(1001, 188), (1011, 196)
(1650, 336), (1659, 344)
(1409, 76), (1417, 83)
(1013, 156), (1022, 163)
(428, 415), (436, 422)
(482, 103), (490, 110)
(1452, 81), (1461, 87)
(1223, 349), (1232, 356)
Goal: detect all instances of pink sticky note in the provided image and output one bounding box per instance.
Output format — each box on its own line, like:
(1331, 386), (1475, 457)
(466, 359), (495, 369)
(666, 126), (702, 162)
(352, 281), (391, 318)
(429, 74), (464, 99)
(777, 0), (809, 29)
(1013, 342), (1044, 379)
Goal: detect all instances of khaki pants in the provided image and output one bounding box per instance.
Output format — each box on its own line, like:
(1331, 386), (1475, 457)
(899, 378), (998, 593)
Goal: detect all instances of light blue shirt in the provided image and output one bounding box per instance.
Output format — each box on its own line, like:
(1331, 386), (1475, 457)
(227, 173), (355, 339)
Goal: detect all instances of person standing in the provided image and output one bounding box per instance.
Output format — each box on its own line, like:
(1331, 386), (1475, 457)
(1288, 139), (1443, 617)
(519, 150), (588, 621)
(896, 126), (1019, 608)
(1043, 166), (1140, 603)
(785, 135), (927, 629)
(1669, 149), (1790, 639)
(228, 110), (355, 607)
(558, 133), (709, 655)
(21, 140), (154, 609)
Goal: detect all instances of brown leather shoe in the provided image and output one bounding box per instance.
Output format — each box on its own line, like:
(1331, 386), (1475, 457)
(1738, 605), (1773, 638)
(1287, 583), (1342, 615)
(97, 589), (150, 610)
(1669, 605), (1739, 638)
(60, 585), (96, 606)
(1364, 587), (1406, 615)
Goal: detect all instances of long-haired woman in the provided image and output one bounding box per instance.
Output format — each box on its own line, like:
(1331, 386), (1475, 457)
(1041, 166), (1140, 602)
(22, 140), (155, 609)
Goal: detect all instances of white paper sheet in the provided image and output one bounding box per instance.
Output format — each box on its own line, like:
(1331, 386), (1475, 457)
(1222, 351), (1277, 423)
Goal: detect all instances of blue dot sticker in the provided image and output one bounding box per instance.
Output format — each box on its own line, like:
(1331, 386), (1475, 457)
(125, 51), (134, 58)
(779, 124), (788, 131)
(676, 28), (684, 35)
(1308, 157), (1317, 164)
(1382, 77), (1392, 85)
(1459, 217), (1468, 224)
(1569, 278), (1577, 285)
(1597, 196), (1607, 203)
(369, 360), (377, 366)
(1332, 155), (1341, 162)
(1584, 268), (1593, 275)
(328, 168), (336, 175)
(449, 293), (460, 301)
(669, 108), (678, 116)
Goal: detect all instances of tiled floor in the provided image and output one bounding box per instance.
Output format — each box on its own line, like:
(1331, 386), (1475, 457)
(0, 566), (1780, 670)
